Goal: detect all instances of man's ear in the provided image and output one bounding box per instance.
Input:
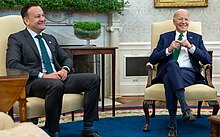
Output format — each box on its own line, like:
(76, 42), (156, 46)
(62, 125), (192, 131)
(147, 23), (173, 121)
(23, 17), (28, 25)
(173, 19), (175, 25)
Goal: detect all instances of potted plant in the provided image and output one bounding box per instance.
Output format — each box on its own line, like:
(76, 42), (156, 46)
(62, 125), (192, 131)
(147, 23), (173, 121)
(73, 21), (101, 46)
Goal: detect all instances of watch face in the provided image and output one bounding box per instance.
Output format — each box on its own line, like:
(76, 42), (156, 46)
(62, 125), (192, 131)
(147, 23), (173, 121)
(63, 67), (69, 73)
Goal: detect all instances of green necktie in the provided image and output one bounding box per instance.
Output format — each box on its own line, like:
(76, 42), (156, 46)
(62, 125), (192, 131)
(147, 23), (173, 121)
(35, 35), (54, 74)
(172, 33), (183, 61)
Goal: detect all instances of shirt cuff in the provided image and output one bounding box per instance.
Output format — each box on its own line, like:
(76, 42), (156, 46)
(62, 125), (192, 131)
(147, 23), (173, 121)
(38, 72), (44, 78)
(166, 48), (172, 56)
(62, 66), (70, 73)
(188, 44), (196, 54)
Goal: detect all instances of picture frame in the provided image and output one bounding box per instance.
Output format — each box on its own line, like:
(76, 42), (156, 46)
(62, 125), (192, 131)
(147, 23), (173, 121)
(154, 0), (208, 8)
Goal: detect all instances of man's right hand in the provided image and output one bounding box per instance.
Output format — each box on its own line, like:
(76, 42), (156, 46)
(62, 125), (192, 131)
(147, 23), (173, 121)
(42, 72), (62, 80)
(168, 40), (181, 53)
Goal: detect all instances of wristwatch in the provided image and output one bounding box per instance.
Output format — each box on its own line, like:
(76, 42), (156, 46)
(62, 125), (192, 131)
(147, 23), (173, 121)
(62, 66), (70, 74)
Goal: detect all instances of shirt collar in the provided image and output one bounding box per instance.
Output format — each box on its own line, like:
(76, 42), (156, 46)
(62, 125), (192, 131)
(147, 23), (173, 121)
(27, 28), (43, 38)
(175, 31), (187, 39)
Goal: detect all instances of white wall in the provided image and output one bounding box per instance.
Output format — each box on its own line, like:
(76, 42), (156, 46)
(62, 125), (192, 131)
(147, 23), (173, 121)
(118, 41), (220, 96)
(120, 0), (220, 42)
(119, 0), (220, 96)
(1, 0), (220, 96)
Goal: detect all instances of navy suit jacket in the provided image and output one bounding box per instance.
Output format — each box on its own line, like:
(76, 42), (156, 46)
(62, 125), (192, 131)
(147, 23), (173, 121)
(149, 31), (211, 84)
(6, 29), (73, 93)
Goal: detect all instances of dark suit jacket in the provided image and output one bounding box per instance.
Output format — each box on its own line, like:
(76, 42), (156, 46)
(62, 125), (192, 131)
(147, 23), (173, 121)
(6, 29), (73, 93)
(149, 31), (211, 84)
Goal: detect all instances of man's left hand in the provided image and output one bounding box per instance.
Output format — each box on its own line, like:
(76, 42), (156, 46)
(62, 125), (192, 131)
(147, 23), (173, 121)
(180, 39), (192, 49)
(57, 69), (68, 81)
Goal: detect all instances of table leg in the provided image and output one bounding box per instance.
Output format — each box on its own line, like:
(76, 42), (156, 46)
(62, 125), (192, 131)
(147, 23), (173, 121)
(101, 54), (105, 111)
(19, 89), (27, 122)
(112, 51), (116, 117)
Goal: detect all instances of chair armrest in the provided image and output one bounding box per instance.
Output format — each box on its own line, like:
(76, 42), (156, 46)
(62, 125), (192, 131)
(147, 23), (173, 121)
(203, 64), (214, 88)
(146, 62), (154, 88)
(146, 62), (214, 88)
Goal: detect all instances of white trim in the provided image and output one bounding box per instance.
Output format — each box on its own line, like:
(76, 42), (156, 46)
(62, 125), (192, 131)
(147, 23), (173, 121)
(119, 41), (220, 96)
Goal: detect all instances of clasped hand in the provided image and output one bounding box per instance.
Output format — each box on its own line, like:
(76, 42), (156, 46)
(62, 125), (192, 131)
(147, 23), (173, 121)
(168, 39), (192, 53)
(42, 69), (68, 81)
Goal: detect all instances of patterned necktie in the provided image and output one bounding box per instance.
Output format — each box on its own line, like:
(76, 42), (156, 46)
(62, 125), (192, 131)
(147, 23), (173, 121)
(35, 35), (53, 74)
(172, 33), (183, 61)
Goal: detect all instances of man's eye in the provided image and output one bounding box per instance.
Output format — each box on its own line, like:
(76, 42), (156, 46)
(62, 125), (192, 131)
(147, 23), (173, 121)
(35, 15), (41, 18)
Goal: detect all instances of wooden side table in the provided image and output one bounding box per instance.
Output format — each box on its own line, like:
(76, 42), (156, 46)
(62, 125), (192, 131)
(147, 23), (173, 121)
(0, 69), (29, 122)
(208, 115), (220, 137)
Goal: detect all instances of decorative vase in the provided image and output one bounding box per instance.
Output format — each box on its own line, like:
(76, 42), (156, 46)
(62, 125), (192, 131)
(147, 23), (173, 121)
(74, 28), (101, 46)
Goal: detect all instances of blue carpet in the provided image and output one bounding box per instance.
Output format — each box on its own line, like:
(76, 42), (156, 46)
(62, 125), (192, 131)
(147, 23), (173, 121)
(58, 115), (210, 137)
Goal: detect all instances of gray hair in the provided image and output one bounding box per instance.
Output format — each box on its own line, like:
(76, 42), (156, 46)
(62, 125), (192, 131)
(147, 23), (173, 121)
(173, 9), (189, 18)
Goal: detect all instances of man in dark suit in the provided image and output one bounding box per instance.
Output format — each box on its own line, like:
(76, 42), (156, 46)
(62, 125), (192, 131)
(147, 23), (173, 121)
(149, 9), (211, 137)
(6, 3), (101, 137)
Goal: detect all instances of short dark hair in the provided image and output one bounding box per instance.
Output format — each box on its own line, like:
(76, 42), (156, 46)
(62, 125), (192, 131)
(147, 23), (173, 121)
(20, 3), (40, 18)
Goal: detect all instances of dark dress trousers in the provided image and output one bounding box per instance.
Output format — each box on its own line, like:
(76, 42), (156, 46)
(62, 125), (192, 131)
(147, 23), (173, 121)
(149, 31), (211, 110)
(6, 29), (100, 132)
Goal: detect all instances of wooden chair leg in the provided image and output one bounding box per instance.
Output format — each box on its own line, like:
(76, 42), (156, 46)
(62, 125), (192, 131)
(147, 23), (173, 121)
(8, 107), (14, 120)
(28, 117), (39, 125)
(207, 100), (219, 115)
(197, 101), (203, 118)
(151, 101), (156, 117)
(143, 100), (154, 132)
(71, 111), (75, 121)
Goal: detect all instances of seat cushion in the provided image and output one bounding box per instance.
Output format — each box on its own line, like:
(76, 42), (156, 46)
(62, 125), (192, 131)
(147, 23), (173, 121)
(13, 93), (84, 118)
(144, 84), (217, 101)
(0, 112), (48, 136)
(0, 122), (49, 137)
(0, 112), (15, 130)
(62, 93), (84, 113)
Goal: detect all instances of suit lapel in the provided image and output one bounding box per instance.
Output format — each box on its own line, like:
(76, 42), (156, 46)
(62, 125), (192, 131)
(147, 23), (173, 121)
(23, 29), (41, 58)
(187, 32), (195, 45)
(42, 33), (56, 56)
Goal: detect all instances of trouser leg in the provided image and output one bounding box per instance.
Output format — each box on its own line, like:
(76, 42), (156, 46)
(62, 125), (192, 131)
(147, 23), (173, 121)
(64, 73), (100, 122)
(29, 79), (64, 133)
(164, 60), (197, 112)
(163, 61), (182, 110)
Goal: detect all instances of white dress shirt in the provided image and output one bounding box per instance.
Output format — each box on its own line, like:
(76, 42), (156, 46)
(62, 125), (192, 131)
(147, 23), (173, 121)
(166, 31), (196, 68)
(27, 29), (56, 78)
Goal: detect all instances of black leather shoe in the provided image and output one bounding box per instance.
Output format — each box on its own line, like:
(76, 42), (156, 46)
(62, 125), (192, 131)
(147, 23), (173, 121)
(182, 109), (196, 121)
(48, 131), (59, 137)
(167, 127), (178, 137)
(80, 131), (102, 137)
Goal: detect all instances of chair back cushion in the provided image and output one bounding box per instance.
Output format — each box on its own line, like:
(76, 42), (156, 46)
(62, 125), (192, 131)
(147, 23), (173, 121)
(151, 20), (202, 51)
(0, 15), (25, 72)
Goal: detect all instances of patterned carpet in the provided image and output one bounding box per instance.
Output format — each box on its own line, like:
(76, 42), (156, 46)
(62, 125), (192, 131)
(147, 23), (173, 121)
(36, 106), (216, 127)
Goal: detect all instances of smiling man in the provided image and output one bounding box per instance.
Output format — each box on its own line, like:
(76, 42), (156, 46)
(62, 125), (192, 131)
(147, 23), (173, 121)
(149, 9), (211, 137)
(6, 3), (101, 137)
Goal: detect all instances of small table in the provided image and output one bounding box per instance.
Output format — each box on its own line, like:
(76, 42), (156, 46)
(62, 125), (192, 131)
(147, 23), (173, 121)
(0, 68), (29, 122)
(208, 115), (220, 137)
(62, 46), (118, 116)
